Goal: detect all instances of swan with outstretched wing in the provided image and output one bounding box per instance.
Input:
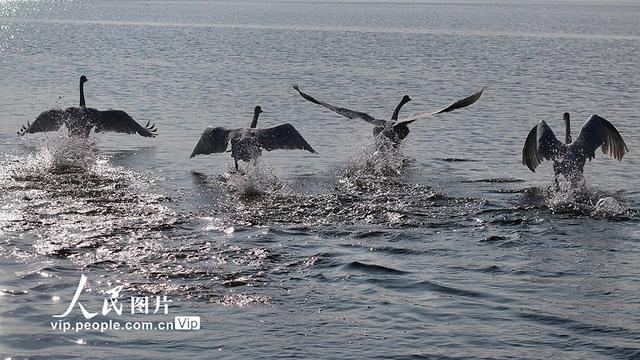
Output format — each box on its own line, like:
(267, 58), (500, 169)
(292, 83), (483, 143)
(18, 75), (157, 138)
(190, 106), (317, 171)
(522, 112), (628, 184)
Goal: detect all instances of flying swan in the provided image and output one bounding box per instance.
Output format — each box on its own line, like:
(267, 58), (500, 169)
(292, 84), (483, 144)
(190, 106), (317, 170)
(18, 75), (157, 138)
(522, 112), (628, 184)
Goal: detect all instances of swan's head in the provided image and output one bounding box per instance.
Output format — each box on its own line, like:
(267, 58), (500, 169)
(563, 112), (570, 122)
(254, 106), (263, 114)
(80, 75), (88, 84)
(401, 95), (411, 103)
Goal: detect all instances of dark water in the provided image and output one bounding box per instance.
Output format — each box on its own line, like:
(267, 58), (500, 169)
(1, 1), (639, 359)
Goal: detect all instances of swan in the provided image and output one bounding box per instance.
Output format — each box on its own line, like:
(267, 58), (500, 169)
(190, 106), (317, 170)
(522, 112), (628, 184)
(17, 75), (157, 138)
(292, 84), (483, 144)
(372, 95), (412, 139)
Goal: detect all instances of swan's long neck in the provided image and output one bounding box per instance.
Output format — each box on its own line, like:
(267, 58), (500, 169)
(392, 97), (411, 121)
(250, 109), (260, 128)
(564, 112), (572, 144)
(79, 79), (86, 108)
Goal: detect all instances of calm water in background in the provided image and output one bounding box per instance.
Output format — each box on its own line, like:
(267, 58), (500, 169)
(1, 0), (640, 358)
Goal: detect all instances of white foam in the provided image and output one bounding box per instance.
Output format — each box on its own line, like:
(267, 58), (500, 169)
(593, 197), (627, 216)
(224, 160), (285, 198)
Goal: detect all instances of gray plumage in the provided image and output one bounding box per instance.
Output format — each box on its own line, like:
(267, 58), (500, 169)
(17, 75), (157, 138)
(522, 113), (628, 180)
(190, 106), (316, 170)
(292, 84), (483, 143)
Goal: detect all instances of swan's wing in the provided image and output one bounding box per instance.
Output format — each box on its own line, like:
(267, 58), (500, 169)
(394, 88), (484, 126)
(522, 120), (564, 172)
(190, 127), (233, 158)
(571, 114), (628, 161)
(92, 109), (157, 137)
(17, 109), (65, 136)
(292, 84), (387, 126)
(255, 123), (317, 153)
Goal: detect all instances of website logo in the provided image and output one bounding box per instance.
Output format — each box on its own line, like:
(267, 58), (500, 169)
(50, 274), (200, 333)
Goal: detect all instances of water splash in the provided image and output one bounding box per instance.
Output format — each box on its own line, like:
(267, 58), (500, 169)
(16, 135), (99, 175)
(592, 196), (628, 217)
(542, 177), (631, 217)
(545, 177), (588, 212)
(341, 138), (406, 178)
(1, 135), (179, 259)
(221, 161), (285, 198)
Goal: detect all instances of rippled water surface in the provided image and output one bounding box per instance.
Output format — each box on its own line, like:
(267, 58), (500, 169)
(1, 1), (639, 359)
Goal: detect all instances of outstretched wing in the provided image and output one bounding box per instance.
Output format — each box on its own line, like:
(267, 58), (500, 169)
(92, 109), (157, 137)
(292, 84), (387, 126)
(18, 109), (65, 136)
(190, 127), (233, 158)
(394, 88), (484, 126)
(571, 114), (628, 161)
(522, 120), (564, 172)
(255, 123), (317, 153)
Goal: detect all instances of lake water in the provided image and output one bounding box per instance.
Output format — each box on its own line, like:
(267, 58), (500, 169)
(1, 0), (639, 359)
